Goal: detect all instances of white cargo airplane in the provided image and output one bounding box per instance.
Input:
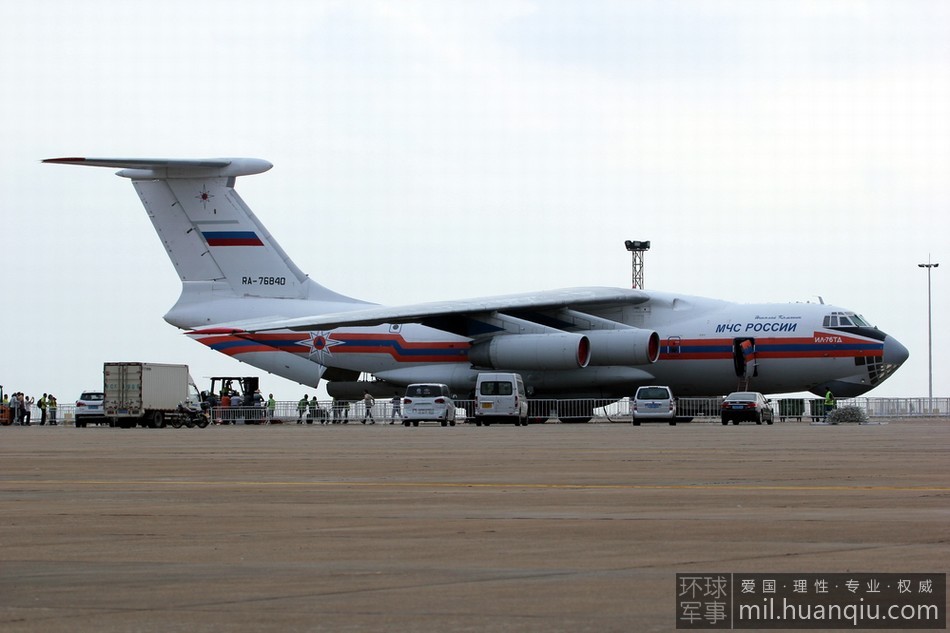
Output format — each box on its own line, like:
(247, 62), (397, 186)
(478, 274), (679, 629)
(46, 157), (908, 412)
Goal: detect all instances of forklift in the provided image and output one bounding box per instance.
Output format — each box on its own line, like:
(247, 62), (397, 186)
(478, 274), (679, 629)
(205, 377), (264, 423)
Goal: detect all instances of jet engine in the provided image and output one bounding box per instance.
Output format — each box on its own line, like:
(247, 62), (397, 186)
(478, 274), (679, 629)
(583, 329), (660, 366)
(469, 333), (591, 370)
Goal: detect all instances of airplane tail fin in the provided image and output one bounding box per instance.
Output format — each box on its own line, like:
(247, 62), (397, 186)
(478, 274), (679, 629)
(44, 157), (359, 314)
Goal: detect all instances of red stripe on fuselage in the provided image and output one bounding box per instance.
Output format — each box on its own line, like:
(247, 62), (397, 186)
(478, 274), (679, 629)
(191, 330), (883, 366)
(190, 331), (469, 363)
(659, 334), (884, 362)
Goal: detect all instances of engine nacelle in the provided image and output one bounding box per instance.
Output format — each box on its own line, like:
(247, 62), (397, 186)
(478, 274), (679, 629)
(469, 333), (591, 370)
(583, 329), (660, 366)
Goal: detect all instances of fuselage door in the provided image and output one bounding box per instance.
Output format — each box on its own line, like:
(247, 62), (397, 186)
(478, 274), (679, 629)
(667, 336), (682, 356)
(733, 337), (757, 377)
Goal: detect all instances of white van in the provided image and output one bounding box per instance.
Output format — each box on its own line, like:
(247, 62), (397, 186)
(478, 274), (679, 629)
(474, 372), (528, 426)
(631, 385), (677, 425)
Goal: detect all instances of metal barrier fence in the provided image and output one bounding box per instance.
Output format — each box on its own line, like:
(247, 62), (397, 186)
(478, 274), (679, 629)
(3, 396), (950, 426)
(219, 400), (627, 424)
(837, 396), (950, 417)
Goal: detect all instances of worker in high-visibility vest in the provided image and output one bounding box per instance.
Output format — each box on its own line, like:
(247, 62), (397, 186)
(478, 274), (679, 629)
(823, 388), (836, 422)
(266, 394), (276, 422)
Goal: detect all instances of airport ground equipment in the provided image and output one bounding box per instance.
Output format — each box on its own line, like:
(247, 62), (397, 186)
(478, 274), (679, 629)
(204, 376), (270, 424)
(207, 376), (259, 406)
(103, 362), (198, 428)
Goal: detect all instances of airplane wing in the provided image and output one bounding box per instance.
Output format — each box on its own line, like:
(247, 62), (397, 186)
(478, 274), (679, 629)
(194, 286), (660, 372)
(246, 286), (651, 332)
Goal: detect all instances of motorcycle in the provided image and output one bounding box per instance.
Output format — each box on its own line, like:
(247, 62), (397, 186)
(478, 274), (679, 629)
(174, 401), (211, 428)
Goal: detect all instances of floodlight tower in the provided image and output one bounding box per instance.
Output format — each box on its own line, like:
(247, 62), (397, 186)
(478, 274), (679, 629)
(918, 256), (939, 412)
(624, 240), (651, 290)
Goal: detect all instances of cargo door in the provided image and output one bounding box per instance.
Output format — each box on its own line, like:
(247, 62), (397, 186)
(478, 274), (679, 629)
(732, 338), (757, 378)
(104, 363), (143, 416)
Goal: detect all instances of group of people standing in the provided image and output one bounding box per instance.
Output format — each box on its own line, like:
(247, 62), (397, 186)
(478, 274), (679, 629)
(297, 394), (335, 424)
(206, 387), (274, 424)
(1, 392), (58, 426)
(360, 391), (403, 424)
(294, 392), (403, 425)
(362, 391), (405, 424)
(294, 394), (376, 424)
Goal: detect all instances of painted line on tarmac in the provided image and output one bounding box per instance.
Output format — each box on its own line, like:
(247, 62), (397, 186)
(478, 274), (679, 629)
(2, 480), (949, 492)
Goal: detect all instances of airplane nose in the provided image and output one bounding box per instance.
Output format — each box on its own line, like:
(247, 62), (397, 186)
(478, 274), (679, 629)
(883, 335), (910, 367)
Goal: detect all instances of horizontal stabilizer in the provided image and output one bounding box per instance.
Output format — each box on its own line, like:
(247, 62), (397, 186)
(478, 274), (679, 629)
(43, 156), (272, 178)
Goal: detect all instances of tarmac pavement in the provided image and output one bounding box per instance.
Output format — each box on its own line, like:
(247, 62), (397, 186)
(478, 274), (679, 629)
(1, 419), (948, 632)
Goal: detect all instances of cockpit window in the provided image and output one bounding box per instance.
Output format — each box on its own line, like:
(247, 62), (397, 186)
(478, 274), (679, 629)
(824, 311), (872, 328)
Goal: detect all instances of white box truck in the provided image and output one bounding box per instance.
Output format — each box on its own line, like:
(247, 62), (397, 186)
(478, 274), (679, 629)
(103, 362), (198, 428)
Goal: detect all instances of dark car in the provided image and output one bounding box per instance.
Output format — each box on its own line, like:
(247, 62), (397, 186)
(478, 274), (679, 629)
(720, 391), (774, 425)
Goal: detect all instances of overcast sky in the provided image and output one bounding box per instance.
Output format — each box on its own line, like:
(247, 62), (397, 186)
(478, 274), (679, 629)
(1, 0), (947, 403)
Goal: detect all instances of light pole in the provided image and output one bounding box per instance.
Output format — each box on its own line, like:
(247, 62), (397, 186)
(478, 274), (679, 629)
(624, 240), (650, 289)
(918, 257), (939, 412)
